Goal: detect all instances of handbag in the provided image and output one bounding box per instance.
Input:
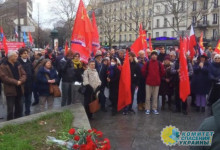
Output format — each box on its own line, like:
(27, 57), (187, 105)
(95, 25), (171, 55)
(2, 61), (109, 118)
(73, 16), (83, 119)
(89, 99), (100, 113)
(45, 74), (61, 97)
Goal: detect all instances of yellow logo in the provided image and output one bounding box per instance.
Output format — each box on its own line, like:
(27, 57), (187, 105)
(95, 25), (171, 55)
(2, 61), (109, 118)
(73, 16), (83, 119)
(161, 125), (180, 146)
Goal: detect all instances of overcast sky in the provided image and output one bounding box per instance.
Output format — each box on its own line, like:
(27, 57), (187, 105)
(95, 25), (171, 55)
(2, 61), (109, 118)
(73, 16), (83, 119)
(32, 0), (89, 29)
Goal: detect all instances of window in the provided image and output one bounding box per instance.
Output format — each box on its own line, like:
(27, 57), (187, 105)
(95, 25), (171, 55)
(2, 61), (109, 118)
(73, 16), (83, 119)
(213, 29), (218, 40)
(149, 0), (152, 5)
(130, 23), (132, 31)
(156, 5), (160, 14)
(124, 35), (127, 42)
(156, 19), (160, 28)
(203, 15), (207, 24)
(213, 14), (218, 24)
(214, 0), (218, 8)
(172, 17), (175, 26)
(203, 0), (208, 10)
(149, 21), (151, 29)
(130, 12), (132, 19)
(148, 9), (152, 16)
(165, 5), (168, 14)
(125, 24), (127, 31)
(181, 1), (185, 12)
(156, 32), (159, 37)
(120, 24), (122, 32)
(163, 31), (167, 37)
(193, 1), (197, 11)
(114, 25), (116, 31)
(192, 16), (197, 25)
(119, 35), (122, 42)
(125, 13), (127, 20)
(164, 18), (168, 27)
(129, 34), (132, 42)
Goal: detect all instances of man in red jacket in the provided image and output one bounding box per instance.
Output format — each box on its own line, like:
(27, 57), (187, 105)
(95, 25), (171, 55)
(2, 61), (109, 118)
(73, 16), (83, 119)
(142, 51), (165, 115)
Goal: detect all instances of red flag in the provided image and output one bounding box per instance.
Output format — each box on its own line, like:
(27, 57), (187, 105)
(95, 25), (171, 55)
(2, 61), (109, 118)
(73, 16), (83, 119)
(118, 51), (131, 111)
(92, 11), (100, 56)
(65, 41), (69, 56)
(71, 0), (93, 63)
(0, 27), (8, 55)
(179, 37), (191, 102)
(189, 25), (197, 59)
(199, 32), (205, 51)
(28, 32), (33, 45)
(131, 23), (147, 56)
(149, 35), (153, 51)
(215, 40), (220, 54)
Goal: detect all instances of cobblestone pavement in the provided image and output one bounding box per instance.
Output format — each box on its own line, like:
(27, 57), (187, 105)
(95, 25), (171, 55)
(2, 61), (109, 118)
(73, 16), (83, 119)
(0, 94), (210, 150)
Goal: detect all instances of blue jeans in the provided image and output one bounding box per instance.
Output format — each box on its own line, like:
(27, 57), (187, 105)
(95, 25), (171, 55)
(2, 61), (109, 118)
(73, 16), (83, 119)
(23, 93), (32, 115)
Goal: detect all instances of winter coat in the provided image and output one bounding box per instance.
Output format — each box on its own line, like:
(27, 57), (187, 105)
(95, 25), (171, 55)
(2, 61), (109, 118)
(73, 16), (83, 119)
(32, 57), (45, 81)
(0, 61), (26, 96)
(171, 59), (193, 87)
(191, 62), (211, 95)
(159, 63), (174, 96)
(190, 99), (220, 150)
(36, 66), (59, 96)
(137, 60), (147, 101)
(130, 61), (141, 86)
(98, 64), (108, 89)
(17, 57), (34, 94)
(158, 53), (167, 62)
(58, 57), (75, 83)
(141, 59), (165, 86)
(83, 68), (101, 91)
(72, 60), (84, 82)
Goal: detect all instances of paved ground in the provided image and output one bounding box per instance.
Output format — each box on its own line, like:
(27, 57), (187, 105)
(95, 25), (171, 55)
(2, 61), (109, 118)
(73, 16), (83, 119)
(0, 93), (210, 150)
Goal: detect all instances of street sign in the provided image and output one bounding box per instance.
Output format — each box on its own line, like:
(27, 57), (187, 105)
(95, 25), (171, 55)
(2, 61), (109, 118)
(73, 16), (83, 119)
(21, 26), (35, 32)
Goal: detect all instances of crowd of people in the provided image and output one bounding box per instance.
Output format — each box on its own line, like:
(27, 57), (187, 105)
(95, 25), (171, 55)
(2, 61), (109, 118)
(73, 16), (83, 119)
(0, 46), (220, 121)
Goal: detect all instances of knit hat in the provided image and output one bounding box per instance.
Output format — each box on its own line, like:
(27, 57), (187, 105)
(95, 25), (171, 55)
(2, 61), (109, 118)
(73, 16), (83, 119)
(201, 53), (208, 59)
(151, 50), (158, 56)
(7, 50), (18, 58)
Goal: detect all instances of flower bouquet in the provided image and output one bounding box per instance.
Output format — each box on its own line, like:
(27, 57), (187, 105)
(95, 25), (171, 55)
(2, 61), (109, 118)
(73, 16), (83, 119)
(47, 128), (111, 150)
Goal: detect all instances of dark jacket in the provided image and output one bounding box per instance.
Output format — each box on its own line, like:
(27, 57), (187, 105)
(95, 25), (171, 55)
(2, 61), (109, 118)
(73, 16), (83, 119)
(108, 66), (120, 93)
(191, 62), (211, 95)
(17, 57), (34, 94)
(58, 57), (75, 83)
(130, 61), (141, 86)
(0, 61), (26, 96)
(158, 53), (167, 62)
(142, 59), (165, 86)
(208, 62), (220, 83)
(98, 63), (108, 88)
(190, 99), (220, 150)
(73, 60), (84, 82)
(37, 66), (59, 96)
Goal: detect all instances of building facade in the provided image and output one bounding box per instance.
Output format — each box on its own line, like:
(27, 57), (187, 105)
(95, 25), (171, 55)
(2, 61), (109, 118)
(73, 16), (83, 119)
(88, 0), (219, 48)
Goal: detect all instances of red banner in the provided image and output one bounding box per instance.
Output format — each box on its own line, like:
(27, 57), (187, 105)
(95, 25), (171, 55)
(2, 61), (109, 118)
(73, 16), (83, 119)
(0, 42), (25, 51)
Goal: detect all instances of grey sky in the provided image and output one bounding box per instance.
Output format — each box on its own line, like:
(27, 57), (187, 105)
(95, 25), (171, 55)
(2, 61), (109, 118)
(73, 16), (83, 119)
(32, 0), (89, 29)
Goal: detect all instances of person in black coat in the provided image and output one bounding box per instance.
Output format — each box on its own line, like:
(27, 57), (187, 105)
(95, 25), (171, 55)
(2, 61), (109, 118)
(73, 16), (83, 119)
(37, 59), (59, 112)
(98, 58), (109, 112)
(107, 57), (121, 116)
(158, 47), (167, 62)
(208, 54), (220, 110)
(123, 52), (141, 115)
(57, 50), (75, 106)
(191, 54), (211, 112)
(18, 48), (34, 116)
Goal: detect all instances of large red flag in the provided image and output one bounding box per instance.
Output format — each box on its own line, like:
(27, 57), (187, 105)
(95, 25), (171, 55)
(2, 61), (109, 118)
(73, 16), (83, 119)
(91, 11), (100, 56)
(118, 51), (131, 111)
(215, 40), (220, 54)
(28, 32), (33, 45)
(179, 37), (191, 102)
(189, 25), (197, 59)
(0, 27), (8, 55)
(64, 41), (69, 56)
(71, 0), (93, 62)
(131, 23), (147, 56)
(149, 35), (153, 51)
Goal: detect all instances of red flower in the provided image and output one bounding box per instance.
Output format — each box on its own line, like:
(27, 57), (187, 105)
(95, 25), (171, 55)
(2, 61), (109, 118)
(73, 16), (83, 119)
(74, 135), (80, 141)
(73, 144), (80, 149)
(86, 135), (92, 142)
(88, 129), (93, 133)
(96, 131), (103, 138)
(92, 128), (97, 133)
(68, 128), (75, 135)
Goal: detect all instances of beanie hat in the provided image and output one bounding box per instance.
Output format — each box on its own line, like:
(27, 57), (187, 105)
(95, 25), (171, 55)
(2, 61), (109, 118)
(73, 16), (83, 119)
(151, 50), (158, 56)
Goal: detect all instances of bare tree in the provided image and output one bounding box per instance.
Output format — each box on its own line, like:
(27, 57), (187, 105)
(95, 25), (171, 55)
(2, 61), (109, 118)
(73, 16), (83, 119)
(49, 0), (77, 41)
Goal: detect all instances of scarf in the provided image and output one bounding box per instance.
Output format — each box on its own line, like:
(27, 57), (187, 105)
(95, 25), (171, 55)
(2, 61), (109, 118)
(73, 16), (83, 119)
(73, 59), (82, 69)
